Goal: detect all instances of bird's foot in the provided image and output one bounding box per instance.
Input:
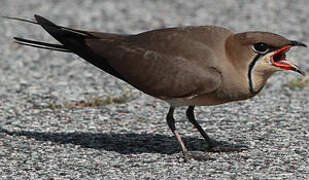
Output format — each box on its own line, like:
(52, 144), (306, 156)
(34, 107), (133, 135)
(207, 140), (248, 152)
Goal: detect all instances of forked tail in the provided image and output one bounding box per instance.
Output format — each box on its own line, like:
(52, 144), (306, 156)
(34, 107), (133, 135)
(13, 37), (71, 52)
(5, 15), (125, 80)
(4, 15), (97, 52)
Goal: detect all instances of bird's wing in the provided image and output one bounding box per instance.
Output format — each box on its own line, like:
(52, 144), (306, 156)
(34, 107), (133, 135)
(12, 15), (223, 98)
(86, 29), (223, 98)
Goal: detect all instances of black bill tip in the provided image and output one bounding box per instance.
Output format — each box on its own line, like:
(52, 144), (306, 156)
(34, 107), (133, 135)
(296, 69), (306, 76)
(291, 65), (306, 76)
(290, 40), (307, 48)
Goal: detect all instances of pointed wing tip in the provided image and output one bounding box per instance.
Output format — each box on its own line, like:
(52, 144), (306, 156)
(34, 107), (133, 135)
(34, 15), (48, 23)
(34, 14), (43, 22)
(34, 14), (57, 28)
(34, 14), (41, 18)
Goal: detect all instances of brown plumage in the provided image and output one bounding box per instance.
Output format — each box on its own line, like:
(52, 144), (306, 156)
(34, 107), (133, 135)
(7, 15), (306, 161)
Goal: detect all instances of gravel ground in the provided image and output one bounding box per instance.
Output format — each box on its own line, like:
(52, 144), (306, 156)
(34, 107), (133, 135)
(0, 0), (309, 179)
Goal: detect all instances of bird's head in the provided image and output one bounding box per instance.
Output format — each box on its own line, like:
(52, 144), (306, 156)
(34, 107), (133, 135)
(225, 31), (306, 94)
(227, 31), (306, 76)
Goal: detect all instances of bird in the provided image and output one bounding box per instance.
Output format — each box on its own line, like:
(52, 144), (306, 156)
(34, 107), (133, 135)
(6, 15), (306, 160)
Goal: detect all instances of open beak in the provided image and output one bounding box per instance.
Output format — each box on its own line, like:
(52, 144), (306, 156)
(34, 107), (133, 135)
(270, 41), (307, 76)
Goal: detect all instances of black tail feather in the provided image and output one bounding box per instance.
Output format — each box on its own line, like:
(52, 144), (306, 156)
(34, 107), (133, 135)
(3, 15), (95, 37)
(14, 37), (68, 50)
(3, 16), (38, 25)
(6, 14), (126, 81)
(14, 37), (71, 52)
(33, 15), (125, 80)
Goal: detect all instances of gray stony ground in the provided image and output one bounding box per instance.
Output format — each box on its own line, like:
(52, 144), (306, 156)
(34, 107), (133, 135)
(0, 0), (309, 179)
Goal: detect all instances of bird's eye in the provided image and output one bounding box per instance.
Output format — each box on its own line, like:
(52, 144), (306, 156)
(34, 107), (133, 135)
(252, 42), (269, 54)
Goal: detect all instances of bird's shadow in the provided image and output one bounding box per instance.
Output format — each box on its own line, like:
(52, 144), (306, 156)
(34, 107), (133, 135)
(0, 127), (210, 154)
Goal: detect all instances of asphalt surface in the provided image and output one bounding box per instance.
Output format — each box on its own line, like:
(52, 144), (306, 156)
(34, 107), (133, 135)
(0, 0), (309, 179)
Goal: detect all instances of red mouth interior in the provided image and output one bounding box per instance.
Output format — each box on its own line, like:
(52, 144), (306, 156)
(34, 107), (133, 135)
(271, 45), (291, 63)
(270, 45), (294, 70)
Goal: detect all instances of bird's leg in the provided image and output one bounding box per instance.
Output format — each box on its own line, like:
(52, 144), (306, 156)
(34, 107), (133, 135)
(166, 107), (189, 156)
(186, 106), (214, 147)
(186, 106), (247, 152)
(166, 107), (212, 161)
